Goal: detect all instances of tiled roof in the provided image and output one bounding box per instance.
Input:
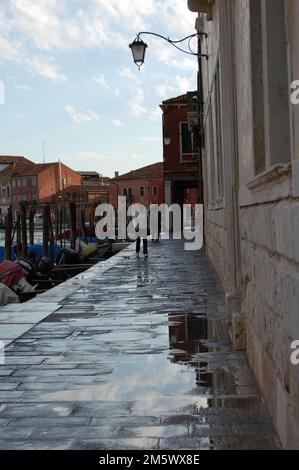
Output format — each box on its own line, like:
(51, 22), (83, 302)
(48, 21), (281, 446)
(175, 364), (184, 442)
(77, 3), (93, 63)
(111, 162), (164, 181)
(0, 156), (34, 175)
(21, 163), (58, 176)
(162, 94), (188, 105)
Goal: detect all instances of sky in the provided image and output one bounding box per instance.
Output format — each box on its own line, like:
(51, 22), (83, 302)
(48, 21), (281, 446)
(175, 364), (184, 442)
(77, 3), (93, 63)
(0, 0), (198, 177)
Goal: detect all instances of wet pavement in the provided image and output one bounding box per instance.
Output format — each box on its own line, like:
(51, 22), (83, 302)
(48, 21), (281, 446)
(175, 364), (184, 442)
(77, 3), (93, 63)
(0, 239), (281, 449)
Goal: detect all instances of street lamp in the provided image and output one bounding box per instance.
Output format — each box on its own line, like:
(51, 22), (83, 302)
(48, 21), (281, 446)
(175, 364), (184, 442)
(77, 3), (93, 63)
(129, 32), (207, 70)
(129, 37), (148, 70)
(129, 29), (208, 209)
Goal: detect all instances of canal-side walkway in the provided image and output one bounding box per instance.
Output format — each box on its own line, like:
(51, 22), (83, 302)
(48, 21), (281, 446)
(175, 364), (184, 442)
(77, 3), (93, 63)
(0, 239), (280, 450)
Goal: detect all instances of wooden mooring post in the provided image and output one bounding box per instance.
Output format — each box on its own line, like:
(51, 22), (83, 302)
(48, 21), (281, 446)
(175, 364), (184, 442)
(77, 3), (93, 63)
(16, 212), (21, 257)
(43, 205), (50, 257)
(70, 201), (77, 250)
(29, 207), (35, 246)
(48, 206), (55, 264)
(20, 203), (27, 257)
(4, 206), (13, 260)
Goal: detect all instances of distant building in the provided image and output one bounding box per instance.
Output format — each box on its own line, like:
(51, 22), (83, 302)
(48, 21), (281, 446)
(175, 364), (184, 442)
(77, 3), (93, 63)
(11, 161), (82, 214)
(109, 163), (164, 208)
(78, 171), (110, 204)
(0, 156), (34, 217)
(161, 93), (200, 208)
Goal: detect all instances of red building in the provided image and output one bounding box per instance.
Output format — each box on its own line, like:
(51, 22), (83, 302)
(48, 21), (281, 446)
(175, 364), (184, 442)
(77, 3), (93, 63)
(109, 163), (164, 208)
(0, 156), (34, 217)
(161, 93), (199, 207)
(11, 161), (82, 214)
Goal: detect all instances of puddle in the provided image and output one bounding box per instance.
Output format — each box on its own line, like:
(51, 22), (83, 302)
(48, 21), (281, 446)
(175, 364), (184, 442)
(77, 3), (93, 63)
(168, 314), (229, 357)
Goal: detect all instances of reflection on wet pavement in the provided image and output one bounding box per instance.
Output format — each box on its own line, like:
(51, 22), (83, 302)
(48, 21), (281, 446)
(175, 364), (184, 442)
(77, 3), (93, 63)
(0, 240), (280, 450)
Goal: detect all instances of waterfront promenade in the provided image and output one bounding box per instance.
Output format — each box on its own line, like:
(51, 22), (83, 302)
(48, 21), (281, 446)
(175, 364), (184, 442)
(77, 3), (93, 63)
(0, 240), (280, 449)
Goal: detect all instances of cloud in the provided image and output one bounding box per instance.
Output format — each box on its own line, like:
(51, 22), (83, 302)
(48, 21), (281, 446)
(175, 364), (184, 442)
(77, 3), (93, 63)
(154, 75), (196, 100)
(118, 65), (136, 80)
(14, 84), (31, 90)
(0, 36), (21, 61)
(0, 0), (197, 87)
(112, 119), (123, 127)
(64, 151), (109, 163)
(128, 86), (148, 117)
(149, 108), (162, 122)
(93, 74), (119, 96)
(65, 105), (99, 123)
(26, 58), (67, 82)
(130, 153), (142, 160)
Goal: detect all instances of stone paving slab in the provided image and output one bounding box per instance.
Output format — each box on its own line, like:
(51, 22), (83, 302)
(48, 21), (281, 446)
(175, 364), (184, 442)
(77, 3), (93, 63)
(0, 239), (281, 450)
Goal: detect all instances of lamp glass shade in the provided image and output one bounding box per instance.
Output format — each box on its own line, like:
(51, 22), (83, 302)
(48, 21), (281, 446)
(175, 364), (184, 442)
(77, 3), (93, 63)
(164, 137), (171, 146)
(129, 38), (148, 68)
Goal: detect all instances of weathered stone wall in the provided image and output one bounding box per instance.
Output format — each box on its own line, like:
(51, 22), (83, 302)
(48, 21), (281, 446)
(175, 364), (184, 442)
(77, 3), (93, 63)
(240, 188), (299, 449)
(206, 208), (231, 292)
(235, 0), (299, 448)
(196, 0), (299, 448)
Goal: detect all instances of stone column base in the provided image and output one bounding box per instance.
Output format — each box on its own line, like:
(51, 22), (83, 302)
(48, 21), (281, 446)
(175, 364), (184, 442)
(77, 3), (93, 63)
(225, 294), (246, 350)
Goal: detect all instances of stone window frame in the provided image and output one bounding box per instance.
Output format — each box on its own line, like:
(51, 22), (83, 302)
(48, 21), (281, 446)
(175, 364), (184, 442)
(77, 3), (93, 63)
(205, 60), (225, 206)
(251, 0), (291, 175)
(241, 0), (293, 205)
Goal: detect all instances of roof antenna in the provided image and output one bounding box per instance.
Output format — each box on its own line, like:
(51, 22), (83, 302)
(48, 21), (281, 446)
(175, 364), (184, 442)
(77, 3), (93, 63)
(42, 142), (45, 164)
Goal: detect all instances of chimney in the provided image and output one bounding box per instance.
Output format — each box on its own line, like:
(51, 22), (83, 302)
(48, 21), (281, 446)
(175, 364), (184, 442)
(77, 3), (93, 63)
(114, 171), (119, 178)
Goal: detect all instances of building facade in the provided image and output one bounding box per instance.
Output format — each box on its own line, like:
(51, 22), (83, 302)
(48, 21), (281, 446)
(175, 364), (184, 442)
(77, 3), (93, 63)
(109, 163), (164, 209)
(78, 171), (110, 204)
(11, 161), (82, 213)
(187, 0), (299, 448)
(161, 94), (200, 208)
(0, 156), (34, 217)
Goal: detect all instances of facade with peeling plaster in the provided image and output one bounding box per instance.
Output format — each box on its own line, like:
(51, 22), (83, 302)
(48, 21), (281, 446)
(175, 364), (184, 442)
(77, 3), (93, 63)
(187, 0), (299, 448)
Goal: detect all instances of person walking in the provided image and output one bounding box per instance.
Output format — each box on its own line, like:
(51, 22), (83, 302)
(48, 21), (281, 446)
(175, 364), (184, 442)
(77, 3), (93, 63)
(136, 236), (148, 257)
(136, 208), (149, 257)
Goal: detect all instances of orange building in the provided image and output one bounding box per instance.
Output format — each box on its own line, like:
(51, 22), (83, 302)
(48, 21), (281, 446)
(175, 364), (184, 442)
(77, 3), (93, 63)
(11, 161), (82, 213)
(109, 162), (164, 209)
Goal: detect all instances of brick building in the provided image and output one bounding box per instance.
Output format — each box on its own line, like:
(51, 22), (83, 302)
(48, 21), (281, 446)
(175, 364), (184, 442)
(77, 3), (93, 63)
(11, 161), (82, 214)
(109, 163), (164, 209)
(161, 93), (200, 208)
(0, 156), (34, 217)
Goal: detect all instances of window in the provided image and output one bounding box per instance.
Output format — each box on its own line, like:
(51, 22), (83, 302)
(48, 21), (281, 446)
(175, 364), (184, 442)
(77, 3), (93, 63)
(128, 188), (133, 202)
(260, 0), (291, 168)
(12, 179), (16, 188)
(12, 195), (16, 202)
(22, 177), (27, 187)
(1, 187), (7, 198)
(152, 186), (158, 196)
(32, 176), (37, 186)
(123, 188), (127, 196)
(17, 178), (22, 188)
(250, 0), (266, 174)
(6, 186), (10, 198)
(139, 187), (144, 197)
(214, 65), (224, 198)
(180, 122), (193, 155)
(206, 63), (224, 203)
